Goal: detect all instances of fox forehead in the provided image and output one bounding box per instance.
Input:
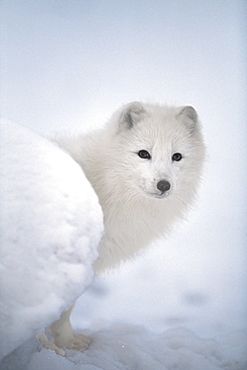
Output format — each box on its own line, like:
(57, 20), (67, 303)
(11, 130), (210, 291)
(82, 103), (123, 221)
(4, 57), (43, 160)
(123, 117), (192, 151)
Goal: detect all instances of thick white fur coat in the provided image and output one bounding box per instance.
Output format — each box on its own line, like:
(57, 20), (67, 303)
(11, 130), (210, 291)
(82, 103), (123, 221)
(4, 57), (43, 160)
(51, 102), (205, 274)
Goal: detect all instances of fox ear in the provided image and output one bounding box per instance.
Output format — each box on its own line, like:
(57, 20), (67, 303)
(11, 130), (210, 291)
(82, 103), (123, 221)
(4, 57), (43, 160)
(177, 106), (198, 132)
(119, 102), (146, 129)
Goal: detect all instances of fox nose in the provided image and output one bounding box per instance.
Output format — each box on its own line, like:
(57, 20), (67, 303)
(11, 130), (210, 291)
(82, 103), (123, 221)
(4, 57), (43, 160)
(157, 180), (171, 193)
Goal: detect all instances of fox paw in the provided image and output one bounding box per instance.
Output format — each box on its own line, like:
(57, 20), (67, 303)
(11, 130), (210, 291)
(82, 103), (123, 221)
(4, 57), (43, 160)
(36, 331), (90, 355)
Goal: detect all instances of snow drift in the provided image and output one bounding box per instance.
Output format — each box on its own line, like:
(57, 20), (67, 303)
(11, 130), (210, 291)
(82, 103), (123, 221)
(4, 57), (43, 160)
(0, 118), (103, 360)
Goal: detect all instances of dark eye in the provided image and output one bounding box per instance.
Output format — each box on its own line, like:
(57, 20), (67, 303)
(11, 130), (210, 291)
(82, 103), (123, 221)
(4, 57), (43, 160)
(172, 152), (182, 161)
(138, 150), (151, 159)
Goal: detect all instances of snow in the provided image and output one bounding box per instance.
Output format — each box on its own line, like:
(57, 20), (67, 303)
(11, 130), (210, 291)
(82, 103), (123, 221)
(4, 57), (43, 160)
(2, 326), (247, 370)
(0, 118), (103, 361)
(1, 0), (247, 369)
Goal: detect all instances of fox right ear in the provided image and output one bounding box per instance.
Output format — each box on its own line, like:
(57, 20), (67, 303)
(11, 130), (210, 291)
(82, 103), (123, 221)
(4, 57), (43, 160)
(119, 102), (146, 129)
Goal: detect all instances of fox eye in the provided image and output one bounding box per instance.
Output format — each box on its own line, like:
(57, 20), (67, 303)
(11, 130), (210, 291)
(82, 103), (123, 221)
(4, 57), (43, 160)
(172, 152), (182, 161)
(138, 150), (151, 159)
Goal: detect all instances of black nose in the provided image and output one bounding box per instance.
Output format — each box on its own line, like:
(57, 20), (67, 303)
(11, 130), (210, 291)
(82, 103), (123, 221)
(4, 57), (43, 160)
(157, 180), (171, 193)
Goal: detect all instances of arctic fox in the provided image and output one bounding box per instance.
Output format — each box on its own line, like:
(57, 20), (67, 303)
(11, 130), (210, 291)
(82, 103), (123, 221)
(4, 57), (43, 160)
(40, 102), (205, 353)
(51, 102), (205, 273)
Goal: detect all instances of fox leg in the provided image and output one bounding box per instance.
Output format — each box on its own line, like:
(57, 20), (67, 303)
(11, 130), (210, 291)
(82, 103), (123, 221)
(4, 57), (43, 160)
(36, 303), (90, 355)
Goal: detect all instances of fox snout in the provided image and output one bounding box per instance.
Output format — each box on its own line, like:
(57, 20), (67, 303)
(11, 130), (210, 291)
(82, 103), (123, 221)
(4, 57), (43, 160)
(156, 180), (171, 193)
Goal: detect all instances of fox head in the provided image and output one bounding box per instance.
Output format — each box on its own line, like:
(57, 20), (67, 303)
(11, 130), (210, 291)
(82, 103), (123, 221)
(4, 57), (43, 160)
(107, 102), (205, 202)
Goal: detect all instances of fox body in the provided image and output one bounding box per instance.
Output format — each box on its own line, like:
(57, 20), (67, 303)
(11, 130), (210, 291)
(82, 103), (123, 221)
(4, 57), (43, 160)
(39, 102), (205, 354)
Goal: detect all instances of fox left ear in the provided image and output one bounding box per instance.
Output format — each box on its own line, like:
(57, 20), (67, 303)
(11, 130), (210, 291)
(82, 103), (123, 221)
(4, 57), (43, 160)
(177, 106), (198, 132)
(119, 102), (146, 129)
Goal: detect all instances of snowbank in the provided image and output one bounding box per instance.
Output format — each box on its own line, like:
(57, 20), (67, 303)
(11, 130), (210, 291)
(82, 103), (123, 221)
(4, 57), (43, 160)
(0, 118), (103, 360)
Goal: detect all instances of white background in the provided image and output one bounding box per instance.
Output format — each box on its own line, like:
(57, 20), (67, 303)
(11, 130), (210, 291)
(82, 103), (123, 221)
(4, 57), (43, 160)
(1, 0), (247, 368)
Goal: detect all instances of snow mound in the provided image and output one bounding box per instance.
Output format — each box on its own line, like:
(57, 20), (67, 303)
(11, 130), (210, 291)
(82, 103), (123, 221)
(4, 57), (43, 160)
(0, 118), (103, 360)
